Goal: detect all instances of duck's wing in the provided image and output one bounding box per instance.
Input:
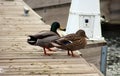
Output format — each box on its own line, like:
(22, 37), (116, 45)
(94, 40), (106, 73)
(52, 34), (77, 46)
(53, 38), (72, 45)
(29, 31), (58, 39)
(61, 34), (80, 42)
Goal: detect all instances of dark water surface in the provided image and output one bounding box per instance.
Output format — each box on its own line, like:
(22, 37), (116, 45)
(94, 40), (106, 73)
(102, 24), (120, 76)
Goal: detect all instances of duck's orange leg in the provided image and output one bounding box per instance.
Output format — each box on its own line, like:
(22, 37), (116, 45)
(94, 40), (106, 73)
(71, 50), (75, 57)
(67, 50), (71, 56)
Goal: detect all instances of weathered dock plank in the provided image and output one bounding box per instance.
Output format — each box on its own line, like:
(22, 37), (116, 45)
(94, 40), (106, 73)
(0, 0), (104, 76)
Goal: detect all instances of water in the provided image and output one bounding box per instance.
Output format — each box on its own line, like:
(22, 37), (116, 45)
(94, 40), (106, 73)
(102, 30), (120, 76)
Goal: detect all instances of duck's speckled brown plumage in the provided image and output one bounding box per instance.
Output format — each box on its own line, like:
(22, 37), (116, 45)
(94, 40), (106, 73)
(51, 29), (87, 57)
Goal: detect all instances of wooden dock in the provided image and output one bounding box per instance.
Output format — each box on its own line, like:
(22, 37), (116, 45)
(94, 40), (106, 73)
(0, 0), (104, 76)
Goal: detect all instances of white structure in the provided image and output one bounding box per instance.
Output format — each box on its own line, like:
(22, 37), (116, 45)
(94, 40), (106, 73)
(66, 0), (104, 40)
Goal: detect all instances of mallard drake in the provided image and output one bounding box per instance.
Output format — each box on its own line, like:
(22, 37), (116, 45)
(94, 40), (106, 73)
(51, 29), (87, 57)
(27, 22), (60, 55)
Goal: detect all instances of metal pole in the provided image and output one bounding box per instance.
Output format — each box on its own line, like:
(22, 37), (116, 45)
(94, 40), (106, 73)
(100, 45), (108, 76)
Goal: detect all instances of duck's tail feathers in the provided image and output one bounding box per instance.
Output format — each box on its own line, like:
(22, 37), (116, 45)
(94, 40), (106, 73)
(27, 35), (37, 45)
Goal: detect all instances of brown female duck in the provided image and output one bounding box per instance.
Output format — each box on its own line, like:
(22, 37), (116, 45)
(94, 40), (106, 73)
(51, 29), (87, 57)
(27, 22), (60, 55)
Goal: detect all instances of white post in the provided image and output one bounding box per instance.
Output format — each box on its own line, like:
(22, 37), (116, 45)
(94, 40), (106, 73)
(66, 0), (104, 40)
